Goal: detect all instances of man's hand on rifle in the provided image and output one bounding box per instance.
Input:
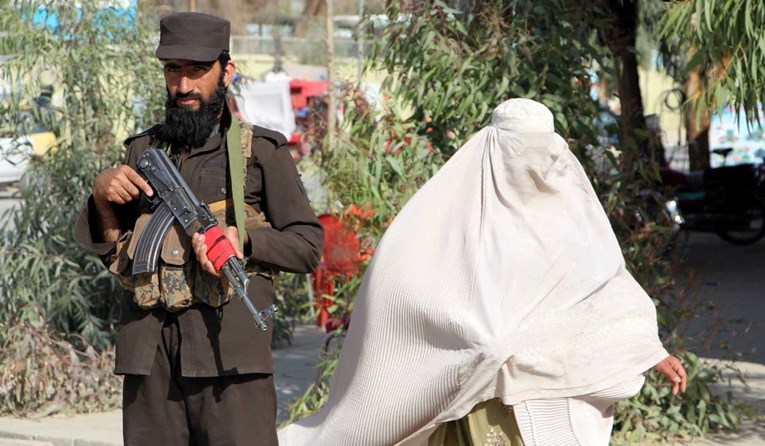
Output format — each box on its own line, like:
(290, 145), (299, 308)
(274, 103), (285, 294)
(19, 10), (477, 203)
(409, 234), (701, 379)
(192, 226), (245, 277)
(92, 165), (154, 243)
(93, 165), (154, 206)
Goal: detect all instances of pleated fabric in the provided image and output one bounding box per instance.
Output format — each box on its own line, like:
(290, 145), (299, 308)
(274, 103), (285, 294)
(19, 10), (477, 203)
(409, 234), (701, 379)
(514, 375), (645, 445)
(278, 99), (667, 446)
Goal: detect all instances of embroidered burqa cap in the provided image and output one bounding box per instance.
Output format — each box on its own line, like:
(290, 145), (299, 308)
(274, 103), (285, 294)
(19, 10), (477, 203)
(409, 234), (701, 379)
(279, 99), (668, 445)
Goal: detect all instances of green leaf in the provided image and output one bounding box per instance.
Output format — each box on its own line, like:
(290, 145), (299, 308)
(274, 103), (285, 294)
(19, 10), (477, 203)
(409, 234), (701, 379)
(704, 0), (713, 31)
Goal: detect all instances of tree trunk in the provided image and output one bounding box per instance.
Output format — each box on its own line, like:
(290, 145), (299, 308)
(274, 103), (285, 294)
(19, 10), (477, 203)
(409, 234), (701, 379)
(600, 0), (654, 172)
(296, 0), (326, 38)
(685, 50), (711, 171)
(326, 0), (336, 152)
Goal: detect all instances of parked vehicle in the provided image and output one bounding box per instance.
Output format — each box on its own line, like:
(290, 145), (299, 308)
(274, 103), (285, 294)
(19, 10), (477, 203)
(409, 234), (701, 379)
(659, 148), (765, 245)
(0, 109), (56, 189)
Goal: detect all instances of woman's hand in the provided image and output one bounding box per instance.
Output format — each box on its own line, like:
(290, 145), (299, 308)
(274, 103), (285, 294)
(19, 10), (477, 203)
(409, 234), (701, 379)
(654, 355), (688, 396)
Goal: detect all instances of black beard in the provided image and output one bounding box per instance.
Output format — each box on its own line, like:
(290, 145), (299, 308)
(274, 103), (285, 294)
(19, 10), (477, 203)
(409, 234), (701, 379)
(159, 78), (227, 150)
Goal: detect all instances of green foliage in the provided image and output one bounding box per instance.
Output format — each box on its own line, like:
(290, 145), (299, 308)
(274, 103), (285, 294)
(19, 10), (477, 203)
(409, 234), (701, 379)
(284, 329), (344, 426)
(286, 85), (441, 419)
(369, 0), (603, 157)
(613, 351), (742, 444)
(598, 99), (743, 440)
(659, 0), (765, 122)
(271, 272), (315, 349)
(0, 0), (165, 349)
(287, 1), (744, 442)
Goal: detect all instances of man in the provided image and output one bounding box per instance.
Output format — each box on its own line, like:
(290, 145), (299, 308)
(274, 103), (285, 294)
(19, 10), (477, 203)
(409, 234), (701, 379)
(75, 12), (323, 445)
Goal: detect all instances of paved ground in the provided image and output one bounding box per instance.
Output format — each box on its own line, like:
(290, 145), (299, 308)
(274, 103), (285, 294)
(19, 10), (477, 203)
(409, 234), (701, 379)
(677, 233), (764, 365)
(674, 232), (765, 445)
(0, 324), (326, 446)
(0, 232), (762, 445)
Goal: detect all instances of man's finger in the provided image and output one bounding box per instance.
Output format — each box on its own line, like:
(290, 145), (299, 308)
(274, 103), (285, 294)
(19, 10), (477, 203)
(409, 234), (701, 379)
(224, 227), (243, 259)
(123, 166), (153, 196)
(118, 176), (142, 199)
(114, 186), (133, 204)
(194, 233), (207, 256)
(192, 233), (221, 277)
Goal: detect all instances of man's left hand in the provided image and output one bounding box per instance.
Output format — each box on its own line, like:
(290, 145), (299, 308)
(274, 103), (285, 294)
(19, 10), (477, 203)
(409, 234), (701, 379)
(191, 226), (244, 277)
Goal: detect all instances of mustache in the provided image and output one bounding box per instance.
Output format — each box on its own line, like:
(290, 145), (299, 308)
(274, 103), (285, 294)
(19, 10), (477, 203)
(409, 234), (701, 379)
(170, 91), (204, 103)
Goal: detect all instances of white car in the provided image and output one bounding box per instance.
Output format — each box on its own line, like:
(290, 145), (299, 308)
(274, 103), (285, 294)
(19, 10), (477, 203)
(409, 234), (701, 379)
(0, 114), (56, 189)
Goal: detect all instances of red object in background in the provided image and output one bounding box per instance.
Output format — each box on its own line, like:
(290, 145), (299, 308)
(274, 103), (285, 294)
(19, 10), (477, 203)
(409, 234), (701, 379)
(312, 214), (361, 330)
(319, 214), (361, 274)
(287, 80), (329, 148)
(290, 80), (329, 109)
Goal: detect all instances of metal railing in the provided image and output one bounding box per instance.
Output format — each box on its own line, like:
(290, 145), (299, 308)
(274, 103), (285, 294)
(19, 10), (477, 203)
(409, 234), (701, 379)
(230, 35), (367, 59)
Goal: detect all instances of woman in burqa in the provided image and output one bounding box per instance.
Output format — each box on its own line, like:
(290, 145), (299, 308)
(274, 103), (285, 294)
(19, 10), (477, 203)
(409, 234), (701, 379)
(278, 99), (687, 445)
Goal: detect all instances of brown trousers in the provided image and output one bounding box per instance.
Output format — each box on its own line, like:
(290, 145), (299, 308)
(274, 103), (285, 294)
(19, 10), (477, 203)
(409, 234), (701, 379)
(122, 317), (278, 446)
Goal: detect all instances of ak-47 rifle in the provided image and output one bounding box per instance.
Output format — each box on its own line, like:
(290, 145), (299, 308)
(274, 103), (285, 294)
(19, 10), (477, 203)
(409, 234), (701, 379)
(131, 147), (277, 331)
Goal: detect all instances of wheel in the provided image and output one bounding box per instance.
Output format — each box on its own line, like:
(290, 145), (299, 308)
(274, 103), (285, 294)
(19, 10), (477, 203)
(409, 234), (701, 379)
(717, 199), (765, 245)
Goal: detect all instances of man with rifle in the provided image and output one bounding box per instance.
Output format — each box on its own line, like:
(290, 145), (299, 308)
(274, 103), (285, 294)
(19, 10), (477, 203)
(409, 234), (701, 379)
(74, 12), (323, 445)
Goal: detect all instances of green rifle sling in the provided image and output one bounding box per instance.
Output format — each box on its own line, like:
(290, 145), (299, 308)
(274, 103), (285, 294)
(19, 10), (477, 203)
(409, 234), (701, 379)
(226, 116), (246, 251)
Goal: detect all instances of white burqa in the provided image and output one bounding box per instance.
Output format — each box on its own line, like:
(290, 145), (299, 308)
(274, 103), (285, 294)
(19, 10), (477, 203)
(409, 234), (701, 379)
(278, 99), (668, 445)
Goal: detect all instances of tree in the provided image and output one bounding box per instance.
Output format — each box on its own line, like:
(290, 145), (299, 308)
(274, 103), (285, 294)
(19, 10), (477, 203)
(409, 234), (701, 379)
(0, 0), (169, 415)
(659, 0), (765, 168)
(0, 0), (165, 348)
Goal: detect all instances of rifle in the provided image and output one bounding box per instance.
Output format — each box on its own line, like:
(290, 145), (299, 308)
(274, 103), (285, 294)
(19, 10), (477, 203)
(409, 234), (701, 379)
(131, 147), (277, 331)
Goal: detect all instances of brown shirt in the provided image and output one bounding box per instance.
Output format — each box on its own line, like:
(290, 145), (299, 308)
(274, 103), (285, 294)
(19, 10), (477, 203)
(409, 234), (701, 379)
(74, 112), (323, 377)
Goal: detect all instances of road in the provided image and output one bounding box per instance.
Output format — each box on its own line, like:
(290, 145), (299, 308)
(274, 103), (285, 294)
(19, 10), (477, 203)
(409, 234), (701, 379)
(676, 232), (765, 365)
(673, 231), (765, 445)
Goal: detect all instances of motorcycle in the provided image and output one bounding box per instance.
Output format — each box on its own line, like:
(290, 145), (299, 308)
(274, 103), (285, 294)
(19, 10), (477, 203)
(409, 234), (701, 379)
(659, 148), (765, 245)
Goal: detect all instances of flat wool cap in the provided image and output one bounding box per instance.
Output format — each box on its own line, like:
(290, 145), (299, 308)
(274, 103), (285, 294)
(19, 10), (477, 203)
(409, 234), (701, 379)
(156, 12), (230, 62)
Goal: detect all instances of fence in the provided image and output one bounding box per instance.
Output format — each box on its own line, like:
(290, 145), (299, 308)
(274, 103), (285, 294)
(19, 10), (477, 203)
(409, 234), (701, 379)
(230, 35), (367, 59)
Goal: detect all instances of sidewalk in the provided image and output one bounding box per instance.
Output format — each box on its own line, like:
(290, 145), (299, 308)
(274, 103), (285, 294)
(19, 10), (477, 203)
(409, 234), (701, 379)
(0, 324), (327, 446)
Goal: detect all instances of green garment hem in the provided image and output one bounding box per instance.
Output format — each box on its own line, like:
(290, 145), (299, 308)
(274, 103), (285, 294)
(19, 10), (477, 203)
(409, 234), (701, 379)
(429, 399), (524, 446)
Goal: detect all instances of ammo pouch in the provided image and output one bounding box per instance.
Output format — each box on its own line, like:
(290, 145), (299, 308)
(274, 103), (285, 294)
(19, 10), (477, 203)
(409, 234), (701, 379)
(108, 199), (272, 312)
